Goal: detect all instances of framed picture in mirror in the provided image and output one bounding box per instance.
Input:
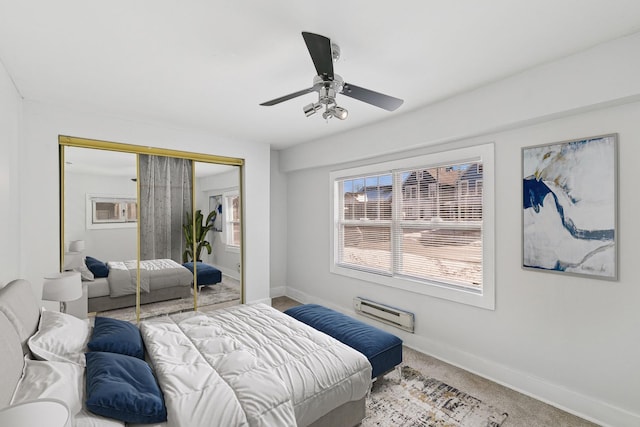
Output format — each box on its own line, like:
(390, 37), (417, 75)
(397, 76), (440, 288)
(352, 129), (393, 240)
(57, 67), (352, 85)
(210, 194), (223, 232)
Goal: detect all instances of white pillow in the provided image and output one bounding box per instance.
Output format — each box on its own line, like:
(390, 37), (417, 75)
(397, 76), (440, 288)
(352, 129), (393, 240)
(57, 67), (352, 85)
(11, 358), (83, 418)
(28, 309), (91, 366)
(77, 263), (95, 281)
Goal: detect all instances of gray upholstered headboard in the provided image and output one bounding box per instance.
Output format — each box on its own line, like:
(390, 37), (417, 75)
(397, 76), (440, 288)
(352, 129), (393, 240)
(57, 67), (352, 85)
(0, 311), (24, 408)
(0, 279), (41, 355)
(0, 280), (42, 408)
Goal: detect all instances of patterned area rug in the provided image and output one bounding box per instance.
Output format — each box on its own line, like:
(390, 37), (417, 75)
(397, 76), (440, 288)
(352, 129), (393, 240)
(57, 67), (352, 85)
(97, 277), (241, 321)
(364, 366), (508, 427)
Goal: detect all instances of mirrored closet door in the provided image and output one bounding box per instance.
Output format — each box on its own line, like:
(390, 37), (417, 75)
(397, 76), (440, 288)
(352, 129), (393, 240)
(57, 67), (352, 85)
(60, 136), (244, 322)
(192, 161), (242, 312)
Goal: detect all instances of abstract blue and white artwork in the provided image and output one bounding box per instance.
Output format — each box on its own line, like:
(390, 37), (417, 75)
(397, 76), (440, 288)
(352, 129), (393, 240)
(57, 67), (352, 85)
(522, 134), (617, 279)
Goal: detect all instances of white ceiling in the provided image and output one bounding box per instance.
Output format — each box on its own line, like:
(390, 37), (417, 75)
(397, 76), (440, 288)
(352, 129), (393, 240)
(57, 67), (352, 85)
(2, 1), (640, 149)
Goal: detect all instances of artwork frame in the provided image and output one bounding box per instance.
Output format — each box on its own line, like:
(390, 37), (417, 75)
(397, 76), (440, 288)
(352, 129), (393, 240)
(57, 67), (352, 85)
(209, 194), (223, 232)
(522, 133), (618, 280)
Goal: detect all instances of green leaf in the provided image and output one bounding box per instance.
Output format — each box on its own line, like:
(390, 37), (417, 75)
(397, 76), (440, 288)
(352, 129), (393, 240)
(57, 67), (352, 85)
(205, 209), (217, 226)
(183, 208), (216, 262)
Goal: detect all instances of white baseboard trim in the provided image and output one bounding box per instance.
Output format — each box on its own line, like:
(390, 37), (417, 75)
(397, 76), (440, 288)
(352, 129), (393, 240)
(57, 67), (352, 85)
(284, 287), (310, 305)
(270, 286), (286, 298)
(214, 265), (240, 281)
(284, 286), (639, 427)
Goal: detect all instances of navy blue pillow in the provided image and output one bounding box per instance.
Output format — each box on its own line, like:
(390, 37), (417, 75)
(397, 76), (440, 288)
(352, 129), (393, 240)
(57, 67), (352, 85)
(85, 352), (167, 424)
(88, 317), (144, 359)
(85, 256), (109, 278)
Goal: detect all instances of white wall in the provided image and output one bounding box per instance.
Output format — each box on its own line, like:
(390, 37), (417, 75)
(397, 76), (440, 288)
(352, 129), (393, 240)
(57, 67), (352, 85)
(279, 33), (640, 427)
(197, 169), (241, 279)
(270, 150), (287, 296)
(65, 171), (137, 262)
(0, 60), (22, 286)
(19, 101), (271, 305)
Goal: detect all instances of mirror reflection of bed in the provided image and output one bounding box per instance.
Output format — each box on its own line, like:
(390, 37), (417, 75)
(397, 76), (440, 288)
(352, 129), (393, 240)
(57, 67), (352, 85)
(62, 141), (243, 321)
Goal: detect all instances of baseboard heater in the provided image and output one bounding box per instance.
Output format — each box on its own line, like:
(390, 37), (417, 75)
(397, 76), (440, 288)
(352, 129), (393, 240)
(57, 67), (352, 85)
(353, 297), (414, 333)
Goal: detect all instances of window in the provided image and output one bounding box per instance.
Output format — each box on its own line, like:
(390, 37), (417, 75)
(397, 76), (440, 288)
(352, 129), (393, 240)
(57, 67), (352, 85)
(224, 191), (241, 250)
(86, 194), (137, 229)
(331, 144), (495, 309)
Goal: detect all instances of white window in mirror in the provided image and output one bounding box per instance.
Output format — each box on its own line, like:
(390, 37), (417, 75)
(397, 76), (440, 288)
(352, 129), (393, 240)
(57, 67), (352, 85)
(224, 191), (240, 251)
(86, 194), (137, 229)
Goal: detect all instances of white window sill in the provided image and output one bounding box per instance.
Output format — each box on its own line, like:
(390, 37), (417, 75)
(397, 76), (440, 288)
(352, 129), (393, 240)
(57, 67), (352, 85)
(331, 263), (495, 310)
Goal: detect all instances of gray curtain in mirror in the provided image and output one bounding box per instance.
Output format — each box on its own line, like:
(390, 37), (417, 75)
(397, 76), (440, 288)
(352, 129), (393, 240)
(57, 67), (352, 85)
(139, 155), (192, 262)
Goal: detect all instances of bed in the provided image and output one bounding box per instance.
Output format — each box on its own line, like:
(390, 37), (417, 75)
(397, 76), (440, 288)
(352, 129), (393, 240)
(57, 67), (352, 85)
(84, 258), (194, 313)
(0, 279), (372, 427)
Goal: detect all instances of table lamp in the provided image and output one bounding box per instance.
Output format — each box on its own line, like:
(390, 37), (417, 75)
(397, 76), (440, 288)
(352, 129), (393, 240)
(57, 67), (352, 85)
(64, 240), (85, 270)
(68, 240), (85, 252)
(42, 271), (82, 313)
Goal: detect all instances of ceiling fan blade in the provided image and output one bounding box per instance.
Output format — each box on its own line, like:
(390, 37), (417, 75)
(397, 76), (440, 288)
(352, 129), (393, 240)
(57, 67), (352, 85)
(259, 86), (318, 106)
(341, 83), (404, 111)
(302, 31), (334, 81)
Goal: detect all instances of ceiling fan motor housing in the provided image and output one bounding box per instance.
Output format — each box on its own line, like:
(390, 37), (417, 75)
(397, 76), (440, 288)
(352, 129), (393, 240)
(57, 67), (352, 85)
(315, 74), (344, 104)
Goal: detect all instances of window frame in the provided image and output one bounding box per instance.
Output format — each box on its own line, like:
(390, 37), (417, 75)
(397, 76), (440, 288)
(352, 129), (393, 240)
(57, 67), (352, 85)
(330, 143), (495, 310)
(223, 190), (241, 253)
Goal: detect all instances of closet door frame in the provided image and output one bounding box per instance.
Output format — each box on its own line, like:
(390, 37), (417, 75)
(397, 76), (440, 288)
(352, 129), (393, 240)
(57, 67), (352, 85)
(59, 135), (245, 321)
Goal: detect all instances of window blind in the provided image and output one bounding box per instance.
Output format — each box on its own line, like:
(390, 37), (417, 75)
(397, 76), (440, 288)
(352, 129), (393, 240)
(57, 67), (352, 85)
(335, 162), (483, 290)
(225, 194), (241, 247)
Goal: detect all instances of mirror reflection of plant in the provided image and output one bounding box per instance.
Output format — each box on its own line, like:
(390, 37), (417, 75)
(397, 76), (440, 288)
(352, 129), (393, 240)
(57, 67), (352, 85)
(183, 209), (217, 262)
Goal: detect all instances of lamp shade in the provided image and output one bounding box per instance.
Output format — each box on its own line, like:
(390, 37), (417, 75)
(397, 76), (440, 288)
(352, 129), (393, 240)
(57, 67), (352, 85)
(68, 240), (85, 252)
(42, 272), (82, 302)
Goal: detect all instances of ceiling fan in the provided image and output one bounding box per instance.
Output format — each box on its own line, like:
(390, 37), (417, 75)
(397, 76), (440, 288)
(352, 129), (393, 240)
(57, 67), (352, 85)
(260, 31), (404, 120)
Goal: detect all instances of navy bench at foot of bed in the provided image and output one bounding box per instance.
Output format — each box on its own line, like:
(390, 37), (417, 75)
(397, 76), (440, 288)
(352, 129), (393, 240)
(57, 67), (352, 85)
(284, 304), (402, 379)
(182, 262), (222, 286)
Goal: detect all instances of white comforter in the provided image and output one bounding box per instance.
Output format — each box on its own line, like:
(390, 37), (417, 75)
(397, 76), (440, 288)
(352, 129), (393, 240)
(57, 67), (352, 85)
(106, 259), (192, 298)
(140, 304), (372, 427)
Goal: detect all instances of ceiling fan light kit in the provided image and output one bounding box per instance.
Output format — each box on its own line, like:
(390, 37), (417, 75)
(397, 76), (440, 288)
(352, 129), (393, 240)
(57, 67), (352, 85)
(302, 74), (349, 120)
(260, 32), (403, 121)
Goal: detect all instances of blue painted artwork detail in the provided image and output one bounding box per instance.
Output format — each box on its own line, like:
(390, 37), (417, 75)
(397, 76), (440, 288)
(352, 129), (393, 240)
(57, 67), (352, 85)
(522, 135), (616, 279)
(523, 178), (614, 242)
(523, 177), (551, 213)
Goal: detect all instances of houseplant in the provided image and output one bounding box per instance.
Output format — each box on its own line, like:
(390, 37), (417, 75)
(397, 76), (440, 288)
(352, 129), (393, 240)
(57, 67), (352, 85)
(182, 209), (217, 262)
